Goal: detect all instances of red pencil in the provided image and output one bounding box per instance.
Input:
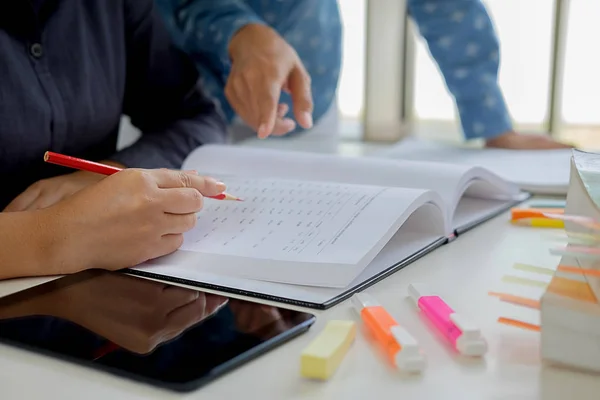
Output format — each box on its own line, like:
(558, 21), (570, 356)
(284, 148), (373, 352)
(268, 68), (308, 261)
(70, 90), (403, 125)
(43, 151), (242, 201)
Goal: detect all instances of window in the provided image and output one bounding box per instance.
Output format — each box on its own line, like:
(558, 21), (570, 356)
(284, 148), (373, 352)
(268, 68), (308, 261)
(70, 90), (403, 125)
(408, 0), (556, 141)
(560, 0), (600, 126)
(337, 0), (367, 121)
(335, 0), (600, 146)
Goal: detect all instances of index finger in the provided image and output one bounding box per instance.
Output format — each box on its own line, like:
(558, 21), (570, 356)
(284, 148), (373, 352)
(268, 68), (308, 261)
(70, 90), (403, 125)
(287, 66), (314, 129)
(150, 169), (225, 197)
(256, 81), (281, 139)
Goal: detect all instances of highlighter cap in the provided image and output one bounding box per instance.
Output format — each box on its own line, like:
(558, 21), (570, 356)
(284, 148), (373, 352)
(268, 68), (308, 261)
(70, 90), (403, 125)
(390, 326), (426, 373)
(351, 292), (380, 314)
(455, 336), (488, 356)
(450, 313), (488, 356)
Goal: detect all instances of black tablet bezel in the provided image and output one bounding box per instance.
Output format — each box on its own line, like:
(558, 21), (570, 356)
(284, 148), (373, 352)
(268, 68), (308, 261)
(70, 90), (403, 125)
(0, 273), (316, 393)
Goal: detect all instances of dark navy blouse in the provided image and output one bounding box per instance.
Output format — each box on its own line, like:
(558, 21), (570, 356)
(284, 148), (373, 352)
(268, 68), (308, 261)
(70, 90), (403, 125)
(0, 0), (226, 209)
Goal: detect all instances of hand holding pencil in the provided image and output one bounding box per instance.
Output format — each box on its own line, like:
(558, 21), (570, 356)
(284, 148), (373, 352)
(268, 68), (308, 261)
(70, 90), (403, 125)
(43, 152), (242, 201)
(42, 167), (227, 273)
(4, 152), (240, 212)
(3, 151), (240, 276)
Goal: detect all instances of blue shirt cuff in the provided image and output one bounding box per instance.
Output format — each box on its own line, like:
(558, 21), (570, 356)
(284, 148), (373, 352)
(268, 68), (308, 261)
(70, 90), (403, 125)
(456, 84), (513, 140)
(179, 12), (265, 69)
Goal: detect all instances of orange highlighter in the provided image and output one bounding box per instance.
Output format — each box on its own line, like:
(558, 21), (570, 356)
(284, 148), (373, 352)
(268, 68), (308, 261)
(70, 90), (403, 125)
(351, 293), (425, 372)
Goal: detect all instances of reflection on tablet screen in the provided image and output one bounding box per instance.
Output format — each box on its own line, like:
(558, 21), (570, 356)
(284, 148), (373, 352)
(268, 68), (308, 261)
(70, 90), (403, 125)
(0, 270), (315, 392)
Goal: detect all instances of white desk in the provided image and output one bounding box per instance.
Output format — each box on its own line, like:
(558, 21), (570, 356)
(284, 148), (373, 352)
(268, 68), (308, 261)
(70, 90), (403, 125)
(1, 137), (599, 400)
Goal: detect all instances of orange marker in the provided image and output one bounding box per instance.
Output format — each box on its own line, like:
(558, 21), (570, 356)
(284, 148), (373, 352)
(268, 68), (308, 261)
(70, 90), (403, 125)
(510, 208), (564, 220)
(351, 293), (425, 372)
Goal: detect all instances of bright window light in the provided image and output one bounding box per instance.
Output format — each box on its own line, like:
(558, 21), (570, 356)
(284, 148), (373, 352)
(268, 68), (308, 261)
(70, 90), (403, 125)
(412, 0), (554, 129)
(336, 0), (366, 120)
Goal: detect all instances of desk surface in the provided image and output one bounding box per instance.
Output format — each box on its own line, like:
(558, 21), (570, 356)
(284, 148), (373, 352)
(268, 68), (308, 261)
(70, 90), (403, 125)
(2, 137), (599, 400)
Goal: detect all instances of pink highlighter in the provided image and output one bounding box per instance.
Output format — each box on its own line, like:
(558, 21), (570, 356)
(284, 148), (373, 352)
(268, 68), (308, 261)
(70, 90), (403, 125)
(408, 284), (487, 356)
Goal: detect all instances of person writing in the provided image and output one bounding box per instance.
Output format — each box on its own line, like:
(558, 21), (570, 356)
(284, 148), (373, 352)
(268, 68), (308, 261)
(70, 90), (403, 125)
(0, 0), (227, 280)
(158, 0), (569, 149)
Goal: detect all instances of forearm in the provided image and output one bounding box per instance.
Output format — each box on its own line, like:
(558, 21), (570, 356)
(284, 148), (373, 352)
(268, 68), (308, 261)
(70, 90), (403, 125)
(408, 0), (513, 139)
(0, 211), (56, 280)
(160, 0), (264, 61)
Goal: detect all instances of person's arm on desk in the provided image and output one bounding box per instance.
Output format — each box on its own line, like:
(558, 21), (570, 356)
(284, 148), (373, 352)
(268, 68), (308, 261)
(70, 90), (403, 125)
(0, 169), (224, 281)
(408, 0), (570, 149)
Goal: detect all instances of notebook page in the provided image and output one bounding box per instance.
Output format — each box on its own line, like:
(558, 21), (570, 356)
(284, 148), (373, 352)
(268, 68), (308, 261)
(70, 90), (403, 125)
(133, 201), (446, 305)
(181, 177), (397, 264)
(446, 170), (528, 230)
(376, 136), (573, 195)
(183, 145), (487, 227)
(151, 177), (446, 288)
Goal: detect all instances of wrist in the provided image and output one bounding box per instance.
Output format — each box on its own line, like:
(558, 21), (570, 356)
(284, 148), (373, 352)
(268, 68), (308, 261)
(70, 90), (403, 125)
(35, 207), (85, 277)
(0, 210), (70, 280)
(228, 23), (273, 60)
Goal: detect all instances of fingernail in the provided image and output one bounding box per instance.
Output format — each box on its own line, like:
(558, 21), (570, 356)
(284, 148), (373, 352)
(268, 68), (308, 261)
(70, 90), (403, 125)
(257, 124), (268, 139)
(301, 112), (313, 128)
(216, 181), (226, 192)
(284, 118), (296, 132)
(184, 169), (199, 175)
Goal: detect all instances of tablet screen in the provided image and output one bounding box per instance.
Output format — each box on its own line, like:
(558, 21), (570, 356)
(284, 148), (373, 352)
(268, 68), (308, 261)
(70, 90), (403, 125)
(0, 271), (315, 392)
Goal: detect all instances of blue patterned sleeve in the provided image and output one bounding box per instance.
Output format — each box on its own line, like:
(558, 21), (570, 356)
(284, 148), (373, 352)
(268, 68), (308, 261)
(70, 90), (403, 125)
(407, 0), (513, 140)
(163, 0), (265, 66)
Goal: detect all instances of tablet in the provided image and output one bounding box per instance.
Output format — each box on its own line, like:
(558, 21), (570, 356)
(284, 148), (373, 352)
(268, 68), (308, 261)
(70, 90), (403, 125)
(0, 270), (316, 392)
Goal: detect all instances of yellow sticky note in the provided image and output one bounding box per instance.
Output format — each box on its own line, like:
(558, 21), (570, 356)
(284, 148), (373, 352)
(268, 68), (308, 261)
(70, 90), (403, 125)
(300, 320), (356, 380)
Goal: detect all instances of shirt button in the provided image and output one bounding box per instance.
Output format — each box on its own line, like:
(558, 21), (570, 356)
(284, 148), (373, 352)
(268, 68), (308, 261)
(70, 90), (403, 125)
(30, 43), (43, 58)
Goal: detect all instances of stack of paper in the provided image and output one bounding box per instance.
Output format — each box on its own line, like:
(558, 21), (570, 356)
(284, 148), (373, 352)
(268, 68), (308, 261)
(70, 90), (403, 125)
(539, 150), (600, 372)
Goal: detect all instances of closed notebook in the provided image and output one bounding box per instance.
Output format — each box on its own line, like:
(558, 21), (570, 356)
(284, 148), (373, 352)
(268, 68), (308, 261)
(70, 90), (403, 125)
(128, 145), (528, 309)
(375, 136), (575, 195)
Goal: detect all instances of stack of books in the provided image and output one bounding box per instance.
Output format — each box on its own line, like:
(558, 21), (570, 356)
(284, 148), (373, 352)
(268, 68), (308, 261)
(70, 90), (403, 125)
(540, 149), (600, 372)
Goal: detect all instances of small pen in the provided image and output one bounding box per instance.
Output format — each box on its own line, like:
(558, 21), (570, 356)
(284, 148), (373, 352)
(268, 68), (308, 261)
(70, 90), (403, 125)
(408, 284), (487, 356)
(351, 293), (425, 372)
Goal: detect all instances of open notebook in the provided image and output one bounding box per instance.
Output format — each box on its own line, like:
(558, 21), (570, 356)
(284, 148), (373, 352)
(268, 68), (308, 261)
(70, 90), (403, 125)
(375, 136), (574, 195)
(128, 145), (528, 308)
